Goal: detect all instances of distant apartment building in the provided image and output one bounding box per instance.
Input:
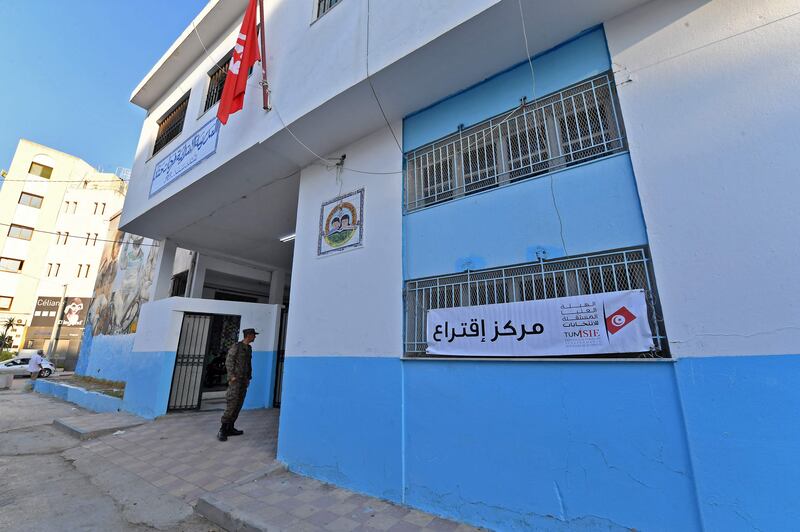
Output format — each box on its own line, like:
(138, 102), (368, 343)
(0, 139), (126, 367)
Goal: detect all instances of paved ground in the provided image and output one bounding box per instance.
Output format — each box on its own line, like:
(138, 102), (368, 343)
(0, 377), (219, 532)
(4, 377), (484, 531)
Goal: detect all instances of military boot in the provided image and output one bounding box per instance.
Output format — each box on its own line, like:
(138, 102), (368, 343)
(228, 426), (244, 436)
(217, 423), (228, 442)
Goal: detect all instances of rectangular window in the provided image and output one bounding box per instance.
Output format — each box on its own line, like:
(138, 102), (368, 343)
(0, 257), (23, 272)
(56, 231), (69, 245)
(18, 192), (44, 209)
(170, 271), (189, 297)
(83, 264), (90, 278)
(204, 53), (231, 112)
(7, 224), (34, 241)
(28, 162), (53, 179)
(0, 296), (12, 310)
(71, 201), (77, 214)
(153, 93), (190, 155)
(92, 233), (98, 246)
(317, 0), (340, 18)
(100, 203), (106, 215)
(403, 248), (667, 357)
(77, 264), (83, 278)
(404, 73), (626, 211)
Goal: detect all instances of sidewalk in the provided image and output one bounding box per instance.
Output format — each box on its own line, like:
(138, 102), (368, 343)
(66, 405), (484, 531)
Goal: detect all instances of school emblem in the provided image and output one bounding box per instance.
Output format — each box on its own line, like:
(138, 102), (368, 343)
(318, 188), (365, 256)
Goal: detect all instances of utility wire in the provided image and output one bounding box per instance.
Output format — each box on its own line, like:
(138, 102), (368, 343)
(365, 0), (402, 152)
(518, 0), (569, 257)
(0, 222), (160, 247)
(0, 178), (128, 183)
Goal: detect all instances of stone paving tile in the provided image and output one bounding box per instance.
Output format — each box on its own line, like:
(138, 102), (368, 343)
(202, 468), (487, 532)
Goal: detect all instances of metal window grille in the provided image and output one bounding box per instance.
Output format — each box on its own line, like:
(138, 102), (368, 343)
(405, 72), (627, 211)
(404, 248), (667, 357)
(317, 0), (340, 18)
(153, 93), (190, 155)
(204, 56), (231, 113)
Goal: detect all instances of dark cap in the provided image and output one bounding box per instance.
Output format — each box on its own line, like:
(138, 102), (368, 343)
(242, 328), (259, 336)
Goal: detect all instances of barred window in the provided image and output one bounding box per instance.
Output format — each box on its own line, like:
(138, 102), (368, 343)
(153, 93), (190, 155)
(316, 0), (340, 18)
(18, 192), (44, 208)
(7, 224), (34, 241)
(204, 54), (231, 113)
(404, 73), (627, 211)
(404, 248), (667, 358)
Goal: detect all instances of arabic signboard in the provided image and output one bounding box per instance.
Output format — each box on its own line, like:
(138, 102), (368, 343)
(426, 289), (653, 357)
(150, 118), (220, 196)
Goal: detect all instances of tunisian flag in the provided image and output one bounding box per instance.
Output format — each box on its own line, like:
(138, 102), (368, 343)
(217, 0), (261, 125)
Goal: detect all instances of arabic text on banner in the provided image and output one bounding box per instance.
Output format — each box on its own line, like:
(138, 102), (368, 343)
(426, 289), (653, 357)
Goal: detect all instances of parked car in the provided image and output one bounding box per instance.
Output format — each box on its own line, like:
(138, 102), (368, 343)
(0, 356), (55, 378)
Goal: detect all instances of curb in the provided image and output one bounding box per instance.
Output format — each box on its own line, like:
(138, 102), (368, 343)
(194, 461), (287, 532)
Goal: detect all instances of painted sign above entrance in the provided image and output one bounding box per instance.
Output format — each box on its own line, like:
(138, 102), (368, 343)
(150, 118), (220, 196)
(426, 289), (653, 357)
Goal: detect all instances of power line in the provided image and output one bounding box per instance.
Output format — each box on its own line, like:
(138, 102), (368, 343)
(517, 0), (569, 257)
(0, 222), (160, 247)
(365, 0), (402, 152)
(0, 178), (128, 184)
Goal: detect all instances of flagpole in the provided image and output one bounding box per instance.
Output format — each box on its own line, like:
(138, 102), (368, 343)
(257, 0), (270, 110)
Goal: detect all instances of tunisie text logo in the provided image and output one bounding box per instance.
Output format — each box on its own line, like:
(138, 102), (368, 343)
(606, 306), (637, 335)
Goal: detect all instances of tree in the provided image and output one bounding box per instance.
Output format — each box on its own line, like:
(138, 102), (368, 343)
(0, 317), (15, 351)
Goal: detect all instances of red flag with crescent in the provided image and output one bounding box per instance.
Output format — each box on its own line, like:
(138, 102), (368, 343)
(217, 0), (261, 125)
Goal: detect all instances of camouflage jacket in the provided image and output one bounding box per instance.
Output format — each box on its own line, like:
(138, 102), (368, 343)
(226, 341), (252, 381)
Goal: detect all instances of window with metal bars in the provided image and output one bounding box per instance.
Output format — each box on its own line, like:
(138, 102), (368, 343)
(404, 72), (627, 212)
(204, 54), (231, 113)
(317, 0), (340, 18)
(153, 93), (190, 155)
(404, 248), (667, 358)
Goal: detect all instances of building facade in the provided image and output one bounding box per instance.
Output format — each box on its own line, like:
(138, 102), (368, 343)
(84, 1), (800, 530)
(0, 139), (127, 367)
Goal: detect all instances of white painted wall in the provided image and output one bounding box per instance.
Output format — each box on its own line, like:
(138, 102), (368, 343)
(123, 0), (502, 225)
(605, 0), (800, 357)
(133, 297), (280, 354)
(285, 124), (403, 358)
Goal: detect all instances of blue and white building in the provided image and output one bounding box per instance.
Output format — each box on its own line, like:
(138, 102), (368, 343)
(74, 0), (800, 530)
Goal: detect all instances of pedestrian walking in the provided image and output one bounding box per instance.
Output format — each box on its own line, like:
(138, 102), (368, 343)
(217, 328), (256, 441)
(27, 350), (45, 383)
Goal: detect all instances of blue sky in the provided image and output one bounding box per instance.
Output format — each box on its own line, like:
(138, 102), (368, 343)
(0, 0), (207, 174)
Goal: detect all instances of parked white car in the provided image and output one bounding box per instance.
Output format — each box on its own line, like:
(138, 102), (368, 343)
(0, 356), (55, 378)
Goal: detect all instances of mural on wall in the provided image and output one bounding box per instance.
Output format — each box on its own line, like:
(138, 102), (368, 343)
(87, 216), (158, 336)
(318, 188), (365, 256)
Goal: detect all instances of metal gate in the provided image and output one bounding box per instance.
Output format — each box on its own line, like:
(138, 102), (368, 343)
(272, 307), (288, 408)
(168, 314), (212, 411)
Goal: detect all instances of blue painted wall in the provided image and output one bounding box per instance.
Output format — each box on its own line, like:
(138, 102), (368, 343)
(278, 353), (800, 531)
(243, 350), (278, 410)
(403, 359), (700, 531)
(674, 355), (800, 532)
(404, 154), (647, 279)
(403, 28), (610, 152)
(277, 356), (403, 502)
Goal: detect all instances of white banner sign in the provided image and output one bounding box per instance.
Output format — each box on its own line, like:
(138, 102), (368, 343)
(150, 118), (220, 196)
(426, 289), (653, 357)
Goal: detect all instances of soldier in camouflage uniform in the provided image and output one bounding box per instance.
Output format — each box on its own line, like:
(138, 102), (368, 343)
(217, 328), (257, 441)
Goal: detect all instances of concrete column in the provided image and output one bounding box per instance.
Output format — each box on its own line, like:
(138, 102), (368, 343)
(188, 254), (206, 299)
(268, 269), (285, 305)
(151, 238), (177, 301)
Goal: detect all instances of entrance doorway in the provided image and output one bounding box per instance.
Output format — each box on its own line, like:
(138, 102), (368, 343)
(168, 313), (241, 411)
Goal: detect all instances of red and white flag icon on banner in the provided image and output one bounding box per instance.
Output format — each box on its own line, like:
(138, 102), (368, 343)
(217, 0), (261, 125)
(606, 306), (637, 335)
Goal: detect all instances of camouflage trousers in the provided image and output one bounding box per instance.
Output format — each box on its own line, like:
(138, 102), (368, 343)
(221, 379), (249, 425)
